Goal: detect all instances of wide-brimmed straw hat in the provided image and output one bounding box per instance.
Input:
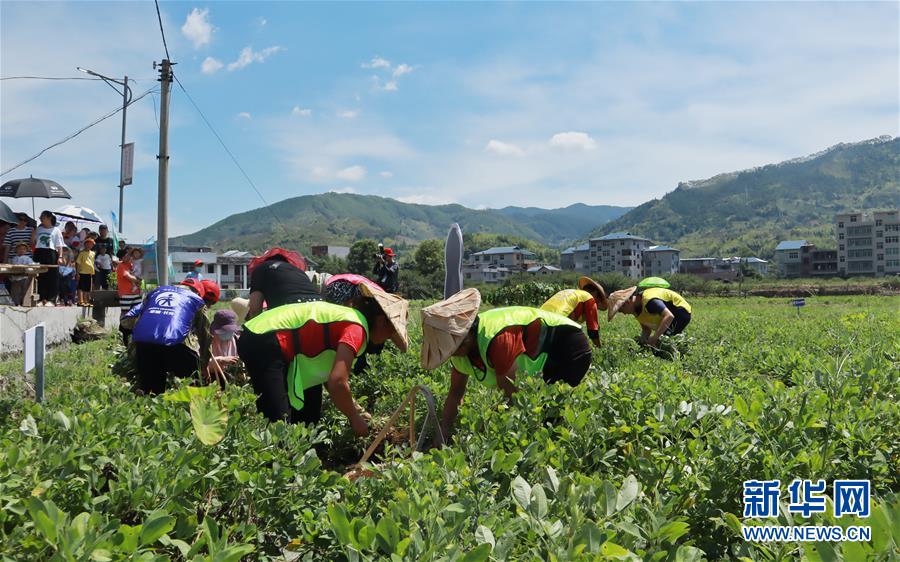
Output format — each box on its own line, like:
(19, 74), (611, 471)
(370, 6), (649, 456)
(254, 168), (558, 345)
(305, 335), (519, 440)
(359, 283), (409, 352)
(230, 297), (250, 322)
(606, 286), (637, 321)
(420, 288), (481, 369)
(578, 276), (608, 311)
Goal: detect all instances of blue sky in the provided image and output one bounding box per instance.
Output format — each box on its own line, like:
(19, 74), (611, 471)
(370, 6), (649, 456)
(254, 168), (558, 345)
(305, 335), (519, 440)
(1, 1), (897, 241)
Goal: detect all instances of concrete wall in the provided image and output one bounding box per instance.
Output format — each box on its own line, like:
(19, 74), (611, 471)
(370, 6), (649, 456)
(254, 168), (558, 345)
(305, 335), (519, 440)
(1, 306), (120, 355)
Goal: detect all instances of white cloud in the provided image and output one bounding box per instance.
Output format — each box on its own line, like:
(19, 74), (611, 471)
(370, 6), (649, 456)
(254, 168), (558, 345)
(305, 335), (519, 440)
(329, 186), (357, 194)
(338, 110), (359, 118)
(336, 165), (366, 181)
(396, 193), (455, 205)
(362, 56), (391, 69)
(201, 56), (223, 74)
(227, 46), (283, 71)
(257, 16), (267, 27)
(181, 8), (213, 49)
(484, 139), (525, 156)
(393, 63), (415, 78)
(237, 112), (252, 120)
(291, 106), (312, 117)
(381, 80), (398, 92)
(549, 131), (597, 151)
(379, 171), (394, 178)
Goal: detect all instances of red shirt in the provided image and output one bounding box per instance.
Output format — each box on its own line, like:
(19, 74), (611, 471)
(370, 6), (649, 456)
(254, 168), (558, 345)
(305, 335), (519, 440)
(468, 320), (543, 376)
(116, 262), (138, 295)
(275, 320), (366, 361)
(570, 298), (600, 332)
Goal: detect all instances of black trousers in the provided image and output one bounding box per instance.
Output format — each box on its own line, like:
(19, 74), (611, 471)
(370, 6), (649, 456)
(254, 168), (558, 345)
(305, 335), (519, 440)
(237, 330), (323, 424)
(134, 343), (200, 395)
(95, 268), (110, 289)
(33, 248), (59, 301)
(542, 327), (592, 387)
(666, 308), (692, 335)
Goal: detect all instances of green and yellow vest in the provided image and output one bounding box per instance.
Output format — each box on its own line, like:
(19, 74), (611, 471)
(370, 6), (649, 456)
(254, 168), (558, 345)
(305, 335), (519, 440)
(244, 302), (369, 409)
(450, 307), (580, 387)
(635, 288), (692, 330)
(540, 289), (594, 319)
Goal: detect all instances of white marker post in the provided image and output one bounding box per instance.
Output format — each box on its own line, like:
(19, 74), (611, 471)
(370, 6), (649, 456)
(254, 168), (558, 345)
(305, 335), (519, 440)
(24, 323), (46, 402)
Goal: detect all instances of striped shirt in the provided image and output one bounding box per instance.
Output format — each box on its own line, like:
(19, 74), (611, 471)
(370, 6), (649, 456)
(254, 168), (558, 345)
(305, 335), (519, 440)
(3, 227), (33, 257)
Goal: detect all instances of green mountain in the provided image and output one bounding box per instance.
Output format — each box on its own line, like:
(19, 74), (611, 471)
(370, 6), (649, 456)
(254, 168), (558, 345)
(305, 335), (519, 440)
(589, 136), (899, 258)
(172, 193), (631, 253)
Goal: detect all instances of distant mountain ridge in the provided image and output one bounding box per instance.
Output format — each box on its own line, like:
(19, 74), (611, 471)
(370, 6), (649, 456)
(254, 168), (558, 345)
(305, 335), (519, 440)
(590, 136), (899, 259)
(172, 193), (632, 252)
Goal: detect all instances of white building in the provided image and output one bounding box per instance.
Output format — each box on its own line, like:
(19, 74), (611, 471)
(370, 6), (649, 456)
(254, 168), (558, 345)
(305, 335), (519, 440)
(170, 246), (254, 289)
(463, 264), (512, 284)
(643, 245), (680, 277)
(774, 240), (814, 278)
(836, 210), (900, 277)
(588, 232), (651, 278)
(468, 246), (536, 270)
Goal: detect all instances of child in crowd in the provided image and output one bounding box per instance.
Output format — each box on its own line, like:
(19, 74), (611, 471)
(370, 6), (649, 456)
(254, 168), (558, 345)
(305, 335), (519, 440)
(75, 238), (96, 306)
(59, 248), (76, 306)
(130, 247), (144, 285)
(94, 244), (112, 290)
(8, 241), (35, 305)
(205, 309), (243, 384)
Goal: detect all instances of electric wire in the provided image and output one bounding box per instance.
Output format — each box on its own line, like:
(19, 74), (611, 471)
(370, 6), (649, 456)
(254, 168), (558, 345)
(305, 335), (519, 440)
(0, 76), (103, 82)
(172, 75), (286, 228)
(154, 0), (171, 60)
(1, 86), (158, 178)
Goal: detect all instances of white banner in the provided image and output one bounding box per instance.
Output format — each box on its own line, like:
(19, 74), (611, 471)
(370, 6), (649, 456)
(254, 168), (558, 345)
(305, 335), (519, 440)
(121, 142), (134, 186)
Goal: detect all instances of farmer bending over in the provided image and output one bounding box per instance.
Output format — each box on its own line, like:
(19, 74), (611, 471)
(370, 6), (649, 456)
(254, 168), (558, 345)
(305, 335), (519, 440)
(238, 283), (408, 436)
(540, 276), (608, 347)
(126, 278), (211, 394)
(421, 288), (592, 437)
(606, 286), (692, 347)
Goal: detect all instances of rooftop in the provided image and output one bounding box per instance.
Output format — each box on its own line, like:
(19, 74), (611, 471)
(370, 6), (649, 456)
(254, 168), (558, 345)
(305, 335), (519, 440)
(775, 240), (810, 251)
(527, 265), (562, 273)
(560, 243), (589, 254)
(646, 245), (679, 252)
(472, 245), (536, 256)
(590, 231), (651, 242)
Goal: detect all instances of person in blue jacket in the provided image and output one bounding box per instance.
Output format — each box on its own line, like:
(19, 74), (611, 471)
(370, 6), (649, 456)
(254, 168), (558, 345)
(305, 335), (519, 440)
(126, 278), (212, 394)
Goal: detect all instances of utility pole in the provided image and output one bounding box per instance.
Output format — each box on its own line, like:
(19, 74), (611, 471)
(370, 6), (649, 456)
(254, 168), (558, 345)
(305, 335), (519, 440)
(118, 75), (128, 234)
(156, 59), (173, 286)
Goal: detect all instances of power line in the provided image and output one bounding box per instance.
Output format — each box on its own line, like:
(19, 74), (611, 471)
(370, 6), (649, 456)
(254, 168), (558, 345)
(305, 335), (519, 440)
(154, 0), (171, 60)
(172, 75), (287, 229)
(1, 76), (103, 81)
(1, 86), (158, 177)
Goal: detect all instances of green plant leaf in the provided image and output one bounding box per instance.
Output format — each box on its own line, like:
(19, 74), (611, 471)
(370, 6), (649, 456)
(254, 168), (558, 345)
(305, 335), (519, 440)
(52, 411), (71, 431)
(459, 543), (491, 562)
(600, 541), (631, 559)
(616, 474), (639, 512)
(658, 521), (690, 544)
(512, 475), (531, 510)
(190, 397), (228, 445)
(576, 522), (605, 554)
(165, 384), (218, 403)
(375, 516), (400, 553)
(530, 483), (548, 519)
(474, 525), (495, 549)
(19, 414), (39, 438)
(675, 545), (704, 562)
(328, 504), (353, 546)
(140, 509), (176, 546)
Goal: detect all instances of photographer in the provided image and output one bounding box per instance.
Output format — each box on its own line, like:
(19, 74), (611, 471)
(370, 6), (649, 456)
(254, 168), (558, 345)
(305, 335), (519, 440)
(372, 245), (399, 294)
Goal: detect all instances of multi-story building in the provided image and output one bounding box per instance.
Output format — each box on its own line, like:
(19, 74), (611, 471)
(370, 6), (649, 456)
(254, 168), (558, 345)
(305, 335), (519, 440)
(560, 243), (590, 272)
(774, 240), (815, 278)
(737, 257), (769, 276)
(463, 264), (512, 284)
(836, 210), (900, 277)
(527, 265), (562, 276)
(468, 246), (536, 270)
(810, 249), (838, 277)
(643, 245), (680, 277)
(588, 232), (651, 278)
(310, 245), (350, 259)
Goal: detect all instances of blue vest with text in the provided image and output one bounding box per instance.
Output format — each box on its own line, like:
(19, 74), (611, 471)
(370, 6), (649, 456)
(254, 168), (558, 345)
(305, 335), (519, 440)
(132, 286), (205, 346)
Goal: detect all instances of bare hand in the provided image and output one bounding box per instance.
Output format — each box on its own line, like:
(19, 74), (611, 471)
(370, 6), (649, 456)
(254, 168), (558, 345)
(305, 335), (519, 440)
(216, 356), (239, 365)
(351, 415), (369, 437)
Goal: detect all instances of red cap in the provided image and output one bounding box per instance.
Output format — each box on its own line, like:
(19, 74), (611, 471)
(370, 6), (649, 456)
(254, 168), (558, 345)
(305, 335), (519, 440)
(179, 277), (206, 299)
(248, 247), (307, 275)
(193, 259), (204, 266)
(201, 279), (220, 305)
(382, 247), (394, 257)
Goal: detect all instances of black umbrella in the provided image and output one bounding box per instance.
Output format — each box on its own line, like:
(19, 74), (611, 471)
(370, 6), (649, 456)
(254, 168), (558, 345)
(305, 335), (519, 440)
(0, 176), (72, 218)
(0, 200), (18, 225)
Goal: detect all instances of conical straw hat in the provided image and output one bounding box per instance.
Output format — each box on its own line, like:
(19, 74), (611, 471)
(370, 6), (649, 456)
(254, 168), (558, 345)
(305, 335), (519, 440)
(420, 288), (481, 369)
(606, 287), (637, 321)
(359, 283), (409, 352)
(230, 297), (250, 323)
(578, 276), (609, 310)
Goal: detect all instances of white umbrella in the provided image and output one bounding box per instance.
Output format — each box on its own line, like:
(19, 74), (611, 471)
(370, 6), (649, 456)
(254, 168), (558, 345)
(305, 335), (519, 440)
(54, 204), (104, 223)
